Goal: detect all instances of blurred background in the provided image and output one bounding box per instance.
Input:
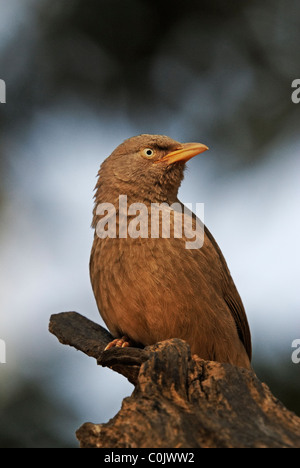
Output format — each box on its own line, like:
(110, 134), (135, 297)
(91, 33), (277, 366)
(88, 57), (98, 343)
(0, 0), (299, 447)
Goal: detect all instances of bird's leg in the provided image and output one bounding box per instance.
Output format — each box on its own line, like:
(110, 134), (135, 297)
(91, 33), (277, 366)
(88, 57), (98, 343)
(104, 336), (131, 351)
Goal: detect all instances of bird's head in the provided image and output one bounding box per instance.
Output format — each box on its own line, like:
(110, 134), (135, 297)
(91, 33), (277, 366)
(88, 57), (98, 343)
(95, 134), (208, 205)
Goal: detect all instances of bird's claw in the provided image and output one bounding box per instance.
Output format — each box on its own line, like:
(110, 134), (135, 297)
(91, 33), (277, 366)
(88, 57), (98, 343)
(104, 336), (131, 351)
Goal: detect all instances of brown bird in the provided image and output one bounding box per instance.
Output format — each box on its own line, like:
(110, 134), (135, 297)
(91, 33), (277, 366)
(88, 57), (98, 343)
(90, 134), (251, 368)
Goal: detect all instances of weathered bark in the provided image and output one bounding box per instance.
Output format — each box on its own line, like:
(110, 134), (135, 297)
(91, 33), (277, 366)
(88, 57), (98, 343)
(49, 312), (300, 448)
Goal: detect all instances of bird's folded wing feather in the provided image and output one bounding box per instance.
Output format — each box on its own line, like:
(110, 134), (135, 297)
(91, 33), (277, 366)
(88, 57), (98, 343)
(203, 225), (252, 360)
(175, 202), (252, 360)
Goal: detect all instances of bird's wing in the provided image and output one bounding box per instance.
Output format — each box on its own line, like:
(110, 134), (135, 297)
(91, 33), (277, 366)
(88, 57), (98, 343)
(174, 201), (252, 360)
(203, 225), (252, 360)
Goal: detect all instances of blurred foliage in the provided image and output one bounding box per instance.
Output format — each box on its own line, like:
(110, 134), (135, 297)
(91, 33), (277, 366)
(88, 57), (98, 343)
(0, 374), (78, 448)
(1, 0), (300, 168)
(0, 0), (299, 447)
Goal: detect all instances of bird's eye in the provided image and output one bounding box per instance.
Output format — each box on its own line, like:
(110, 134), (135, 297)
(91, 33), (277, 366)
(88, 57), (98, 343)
(143, 148), (154, 158)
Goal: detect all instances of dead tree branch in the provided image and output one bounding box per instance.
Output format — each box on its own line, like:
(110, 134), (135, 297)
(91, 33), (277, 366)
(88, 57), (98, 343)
(49, 311), (300, 448)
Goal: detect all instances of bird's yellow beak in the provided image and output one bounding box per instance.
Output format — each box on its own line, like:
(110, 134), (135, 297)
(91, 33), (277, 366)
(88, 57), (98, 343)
(156, 142), (209, 166)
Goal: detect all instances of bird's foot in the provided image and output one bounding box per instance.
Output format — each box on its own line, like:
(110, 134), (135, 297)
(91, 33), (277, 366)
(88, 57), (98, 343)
(104, 336), (131, 351)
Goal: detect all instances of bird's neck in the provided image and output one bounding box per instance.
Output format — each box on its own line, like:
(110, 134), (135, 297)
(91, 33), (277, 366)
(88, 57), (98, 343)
(92, 182), (179, 229)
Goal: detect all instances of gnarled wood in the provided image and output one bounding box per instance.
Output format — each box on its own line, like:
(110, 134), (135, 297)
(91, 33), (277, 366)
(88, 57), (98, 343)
(49, 312), (147, 384)
(49, 312), (300, 448)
